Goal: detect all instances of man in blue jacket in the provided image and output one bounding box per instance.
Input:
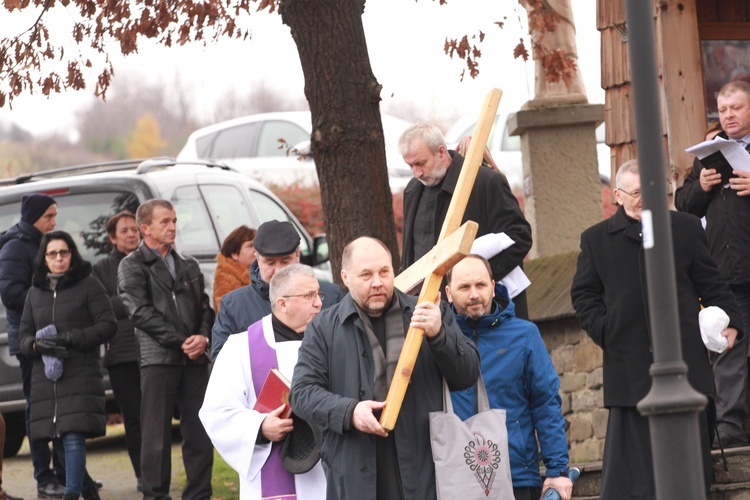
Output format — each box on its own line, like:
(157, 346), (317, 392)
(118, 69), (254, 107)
(211, 220), (343, 359)
(446, 254), (572, 500)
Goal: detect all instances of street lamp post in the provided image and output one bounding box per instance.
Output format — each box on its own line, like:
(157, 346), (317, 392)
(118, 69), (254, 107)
(626, 0), (708, 498)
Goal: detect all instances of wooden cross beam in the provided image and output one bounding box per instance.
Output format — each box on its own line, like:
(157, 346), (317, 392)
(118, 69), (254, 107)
(379, 88), (503, 430)
(393, 221), (479, 295)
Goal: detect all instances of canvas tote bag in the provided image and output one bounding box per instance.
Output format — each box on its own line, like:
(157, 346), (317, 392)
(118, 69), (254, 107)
(429, 376), (514, 499)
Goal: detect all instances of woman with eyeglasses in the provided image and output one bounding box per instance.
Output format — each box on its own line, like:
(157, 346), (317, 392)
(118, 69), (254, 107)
(19, 231), (117, 500)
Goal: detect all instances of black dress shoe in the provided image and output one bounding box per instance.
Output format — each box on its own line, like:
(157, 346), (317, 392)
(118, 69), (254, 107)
(37, 482), (65, 499)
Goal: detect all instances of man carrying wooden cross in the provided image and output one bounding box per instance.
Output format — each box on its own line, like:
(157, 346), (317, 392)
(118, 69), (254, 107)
(399, 122), (532, 317)
(290, 237), (479, 500)
(291, 90), (501, 499)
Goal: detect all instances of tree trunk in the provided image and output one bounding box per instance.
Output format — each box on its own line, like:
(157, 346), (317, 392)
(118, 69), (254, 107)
(280, 0), (399, 286)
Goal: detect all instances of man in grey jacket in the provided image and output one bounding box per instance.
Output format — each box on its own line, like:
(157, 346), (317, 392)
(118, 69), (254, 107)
(118, 199), (214, 500)
(290, 237), (480, 500)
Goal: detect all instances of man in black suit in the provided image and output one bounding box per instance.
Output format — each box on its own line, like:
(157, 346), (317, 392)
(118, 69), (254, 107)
(676, 80), (750, 448)
(571, 160), (743, 499)
(398, 123), (532, 317)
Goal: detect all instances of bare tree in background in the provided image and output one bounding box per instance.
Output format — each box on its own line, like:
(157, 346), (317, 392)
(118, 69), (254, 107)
(76, 75), (200, 157)
(212, 80), (308, 123)
(0, 135), (101, 177)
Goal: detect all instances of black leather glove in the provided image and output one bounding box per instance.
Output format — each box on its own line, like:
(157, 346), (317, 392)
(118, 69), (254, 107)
(35, 339), (70, 359)
(48, 331), (74, 348)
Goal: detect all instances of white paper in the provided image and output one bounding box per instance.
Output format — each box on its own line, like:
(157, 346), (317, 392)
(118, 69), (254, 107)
(685, 137), (750, 172)
(500, 267), (531, 299)
(470, 232), (515, 259)
(469, 232), (531, 298)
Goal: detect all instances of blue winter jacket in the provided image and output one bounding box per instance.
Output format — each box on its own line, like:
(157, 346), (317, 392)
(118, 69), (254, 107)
(0, 221), (43, 355)
(451, 283), (569, 489)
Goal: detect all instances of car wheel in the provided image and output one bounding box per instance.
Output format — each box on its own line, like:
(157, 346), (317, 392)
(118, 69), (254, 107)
(3, 412), (26, 458)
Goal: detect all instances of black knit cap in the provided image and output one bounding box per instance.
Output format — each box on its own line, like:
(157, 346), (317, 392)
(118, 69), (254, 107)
(253, 220), (300, 257)
(20, 194), (56, 224)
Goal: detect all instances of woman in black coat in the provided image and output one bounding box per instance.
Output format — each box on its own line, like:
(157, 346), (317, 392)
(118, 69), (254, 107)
(19, 231), (117, 500)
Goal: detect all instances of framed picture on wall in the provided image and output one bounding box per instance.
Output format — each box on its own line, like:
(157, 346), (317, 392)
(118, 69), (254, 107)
(699, 24), (750, 124)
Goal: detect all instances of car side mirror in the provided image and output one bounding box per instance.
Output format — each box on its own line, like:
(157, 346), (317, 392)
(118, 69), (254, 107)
(310, 234), (329, 266)
(300, 234), (328, 267)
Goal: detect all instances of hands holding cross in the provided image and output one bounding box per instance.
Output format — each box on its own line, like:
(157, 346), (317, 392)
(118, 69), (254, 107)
(410, 296), (442, 339)
(378, 88), (503, 430)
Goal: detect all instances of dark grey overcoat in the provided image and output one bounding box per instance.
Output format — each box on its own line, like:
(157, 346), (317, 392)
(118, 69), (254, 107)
(571, 206), (743, 407)
(290, 289), (480, 500)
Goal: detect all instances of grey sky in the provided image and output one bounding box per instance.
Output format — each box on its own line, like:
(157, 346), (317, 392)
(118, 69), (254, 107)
(0, 0), (602, 137)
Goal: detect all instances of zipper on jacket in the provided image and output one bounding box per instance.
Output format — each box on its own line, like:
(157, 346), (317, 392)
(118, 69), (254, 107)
(53, 381), (60, 438)
(52, 289), (60, 437)
(473, 327), (479, 415)
(172, 291), (180, 326)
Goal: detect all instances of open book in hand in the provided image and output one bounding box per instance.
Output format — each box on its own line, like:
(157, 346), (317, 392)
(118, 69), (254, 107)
(686, 137), (750, 184)
(253, 368), (293, 419)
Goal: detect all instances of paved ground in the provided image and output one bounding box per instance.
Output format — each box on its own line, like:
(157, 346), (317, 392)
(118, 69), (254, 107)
(4, 424), (185, 499)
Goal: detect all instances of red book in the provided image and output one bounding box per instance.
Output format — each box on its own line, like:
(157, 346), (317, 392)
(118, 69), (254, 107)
(253, 368), (293, 419)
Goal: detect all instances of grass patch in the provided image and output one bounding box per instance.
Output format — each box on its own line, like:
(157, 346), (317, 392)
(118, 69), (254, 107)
(174, 448), (240, 499)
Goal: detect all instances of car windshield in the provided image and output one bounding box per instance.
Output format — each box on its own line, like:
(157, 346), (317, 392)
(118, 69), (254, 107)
(0, 191), (140, 264)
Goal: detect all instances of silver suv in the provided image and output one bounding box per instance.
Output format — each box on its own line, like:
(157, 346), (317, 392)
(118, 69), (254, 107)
(0, 158), (330, 457)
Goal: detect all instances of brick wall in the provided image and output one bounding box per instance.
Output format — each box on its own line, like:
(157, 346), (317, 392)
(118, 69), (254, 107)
(539, 316), (607, 464)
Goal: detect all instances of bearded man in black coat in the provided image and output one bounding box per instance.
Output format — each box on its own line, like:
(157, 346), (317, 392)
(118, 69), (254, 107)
(398, 123), (532, 317)
(571, 160), (743, 499)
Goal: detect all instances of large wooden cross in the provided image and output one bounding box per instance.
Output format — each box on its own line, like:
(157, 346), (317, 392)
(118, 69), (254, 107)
(379, 88), (503, 430)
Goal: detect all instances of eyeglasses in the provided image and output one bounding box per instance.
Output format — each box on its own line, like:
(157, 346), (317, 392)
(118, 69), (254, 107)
(617, 188), (642, 199)
(283, 290), (324, 301)
(45, 249), (71, 259)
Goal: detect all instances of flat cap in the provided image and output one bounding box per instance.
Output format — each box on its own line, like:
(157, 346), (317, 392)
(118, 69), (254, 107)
(254, 220), (300, 257)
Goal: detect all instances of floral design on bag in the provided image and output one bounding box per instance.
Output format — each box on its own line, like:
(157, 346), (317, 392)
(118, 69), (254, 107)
(464, 431), (502, 496)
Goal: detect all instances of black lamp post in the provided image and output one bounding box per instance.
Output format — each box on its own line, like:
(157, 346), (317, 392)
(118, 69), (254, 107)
(626, 0), (708, 498)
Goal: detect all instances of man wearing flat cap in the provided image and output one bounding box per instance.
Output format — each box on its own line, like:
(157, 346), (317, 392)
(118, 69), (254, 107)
(212, 220), (343, 360)
(200, 264), (327, 499)
(0, 194), (67, 498)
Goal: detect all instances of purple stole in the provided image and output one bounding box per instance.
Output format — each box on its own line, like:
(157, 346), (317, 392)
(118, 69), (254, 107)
(248, 320), (297, 500)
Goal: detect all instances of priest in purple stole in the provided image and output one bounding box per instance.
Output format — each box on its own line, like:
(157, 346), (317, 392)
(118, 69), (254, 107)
(200, 264), (326, 499)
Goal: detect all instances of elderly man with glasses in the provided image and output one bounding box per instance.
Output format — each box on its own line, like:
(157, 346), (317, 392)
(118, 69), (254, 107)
(572, 160), (744, 499)
(200, 263), (327, 499)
